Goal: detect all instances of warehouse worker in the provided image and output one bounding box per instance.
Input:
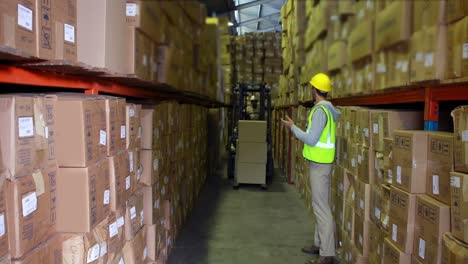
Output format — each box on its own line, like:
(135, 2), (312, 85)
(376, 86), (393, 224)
(246, 94), (260, 120)
(281, 73), (340, 264)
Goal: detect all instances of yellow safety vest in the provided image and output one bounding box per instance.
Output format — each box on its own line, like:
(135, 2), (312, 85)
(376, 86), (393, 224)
(302, 105), (336, 164)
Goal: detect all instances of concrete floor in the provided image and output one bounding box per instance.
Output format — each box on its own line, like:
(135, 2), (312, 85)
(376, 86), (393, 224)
(167, 169), (318, 264)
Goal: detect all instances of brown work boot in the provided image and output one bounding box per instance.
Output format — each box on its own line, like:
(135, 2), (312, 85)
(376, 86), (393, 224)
(301, 245), (320, 255)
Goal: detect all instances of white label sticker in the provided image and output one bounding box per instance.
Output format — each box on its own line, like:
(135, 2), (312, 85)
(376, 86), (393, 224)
(22, 192), (37, 217)
(383, 215), (389, 227)
(364, 128), (369, 138)
(87, 244), (100, 263)
(358, 155), (362, 164)
(352, 192), (355, 201)
(360, 199), (364, 209)
(140, 210), (144, 226)
(154, 199), (160, 209)
(401, 61), (409, 72)
(64, 24), (75, 43)
(346, 122), (350, 129)
(17, 4), (33, 31)
(339, 183), (344, 192)
(100, 130), (107, 145)
(153, 159), (159, 171)
(137, 168), (142, 181)
(347, 221), (351, 231)
(138, 127), (142, 138)
(418, 238), (426, 259)
(100, 242), (107, 257)
(359, 234), (363, 245)
(130, 206), (137, 220)
(396, 166), (402, 184)
(375, 208), (381, 220)
(432, 175), (440, 195)
(126, 176), (131, 190)
(351, 158), (356, 168)
(119, 257), (124, 264)
(0, 214), (5, 237)
(129, 108), (135, 117)
(126, 3), (137, 16)
(463, 43), (468, 59)
(45, 126), (49, 139)
(129, 152), (134, 172)
(462, 130), (468, 141)
(416, 52), (424, 62)
(109, 222), (118, 237)
(121, 126), (126, 139)
(143, 247), (148, 259)
(424, 52), (434, 67)
(392, 224), (398, 242)
(116, 216), (124, 227)
(18, 117), (34, 137)
(103, 190), (110, 205)
(377, 64), (386, 73)
(451, 176), (461, 188)
(373, 123), (379, 134)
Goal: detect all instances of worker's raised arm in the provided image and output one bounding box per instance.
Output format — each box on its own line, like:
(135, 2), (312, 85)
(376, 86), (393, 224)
(290, 108), (327, 147)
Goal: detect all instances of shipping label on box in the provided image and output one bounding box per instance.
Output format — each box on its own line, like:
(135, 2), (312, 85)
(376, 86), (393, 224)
(109, 151), (130, 212)
(450, 171), (468, 243)
(107, 209), (125, 259)
(104, 97), (127, 157)
(441, 232), (468, 264)
(125, 189), (144, 241)
(370, 185), (383, 227)
(354, 212), (370, 256)
(414, 194), (450, 263)
(126, 104), (142, 150)
(451, 105), (468, 173)
(354, 179), (370, 219)
(393, 130), (429, 193)
(388, 186), (417, 253)
(6, 164), (57, 258)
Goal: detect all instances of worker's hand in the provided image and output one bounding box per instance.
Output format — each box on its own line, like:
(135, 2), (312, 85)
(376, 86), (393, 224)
(281, 115), (295, 128)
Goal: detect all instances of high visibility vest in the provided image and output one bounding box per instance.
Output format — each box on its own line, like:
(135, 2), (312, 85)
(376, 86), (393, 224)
(302, 105), (336, 164)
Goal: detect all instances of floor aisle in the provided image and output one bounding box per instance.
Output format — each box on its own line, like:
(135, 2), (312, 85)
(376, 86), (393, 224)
(167, 169), (316, 264)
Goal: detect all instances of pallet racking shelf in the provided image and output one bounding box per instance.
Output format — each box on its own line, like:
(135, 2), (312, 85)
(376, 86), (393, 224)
(0, 65), (227, 108)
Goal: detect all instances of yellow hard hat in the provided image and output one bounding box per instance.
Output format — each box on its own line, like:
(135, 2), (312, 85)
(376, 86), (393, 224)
(309, 73), (331, 92)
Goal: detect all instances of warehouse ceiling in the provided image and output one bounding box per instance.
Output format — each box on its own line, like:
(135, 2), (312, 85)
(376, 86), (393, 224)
(199, 0), (284, 35)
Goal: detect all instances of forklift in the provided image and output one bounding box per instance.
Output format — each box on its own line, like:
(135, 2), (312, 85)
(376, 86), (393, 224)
(227, 82), (273, 189)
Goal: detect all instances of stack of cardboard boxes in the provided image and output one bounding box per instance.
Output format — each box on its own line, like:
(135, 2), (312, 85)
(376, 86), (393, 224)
(236, 121), (267, 186)
(0, 94), (210, 263)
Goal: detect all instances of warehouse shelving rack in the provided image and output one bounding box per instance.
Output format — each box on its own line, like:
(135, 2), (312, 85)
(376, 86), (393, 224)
(0, 65), (228, 107)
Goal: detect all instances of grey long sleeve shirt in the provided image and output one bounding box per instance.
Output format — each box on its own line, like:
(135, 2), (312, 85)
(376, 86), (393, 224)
(291, 100), (341, 147)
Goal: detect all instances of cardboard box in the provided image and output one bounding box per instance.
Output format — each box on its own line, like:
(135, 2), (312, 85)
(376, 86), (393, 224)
(38, 0), (77, 61)
(126, 104), (142, 150)
(374, 1), (412, 51)
(236, 142), (267, 163)
(371, 110), (423, 152)
(450, 171), (468, 243)
(107, 209), (126, 259)
(349, 18), (374, 63)
(5, 163), (57, 258)
(0, 95), (52, 177)
(388, 186), (417, 253)
(452, 106), (468, 173)
(10, 241), (51, 264)
(126, 0), (167, 44)
(238, 121), (266, 142)
(445, 16), (468, 79)
(125, 189), (144, 241)
(354, 212), (370, 256)
(127, 148), (140, 194)
(103, 97), (127, 157)
(383, 138), (394, 183)
(357, 109), (371, 148)
(381, 184), (392, 232)
(413, 194), (450, 263)
(383, 238), (411, 264)
(425, 132), (454, 204)
(441, 232), (468, 264)
(56, 96), (106, 167)
(413, 0), (446, 33)
(357, 146), (374, 184)
(370, 185), (383, 227)
(109, 151), (130, 212)
(0, 172), (9, 259)
(344, 184), (355, 238)
(57, 159), (110, 233)
(392, 130), (429, 193)
(0, 0), (37, 57)
(127, 27), (152, 81)
(140, 109), (154, 150)
(369, 219), (384, 264)
(354, 179), (370, 220)
(78, 0), (128, 73)
(139, 150), (154, 186)
(143, 185), (160, 226)
(122, 226), (148, 264)
(446, 0), (468, 23)
(374, 50), (388, 90)
(235, 162), (266, 185)
(328, 41), (347, 71)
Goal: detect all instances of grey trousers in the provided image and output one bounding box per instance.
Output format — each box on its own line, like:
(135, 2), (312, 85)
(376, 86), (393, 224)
(309, 161), (335, 257)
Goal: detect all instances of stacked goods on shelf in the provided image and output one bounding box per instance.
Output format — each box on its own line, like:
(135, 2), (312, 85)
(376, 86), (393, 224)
(219, 17), (233, 104)
(0, 94), (209, 263)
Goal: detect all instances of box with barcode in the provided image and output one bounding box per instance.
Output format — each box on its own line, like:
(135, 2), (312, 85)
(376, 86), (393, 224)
(451, 105), (468, 173)
(124, 189), (144, 241)
(392, 130), (429, 193)
(413, 194), (450, 263)
(354, 212), (370, 256)
(354, 179), (371, 220)
(450, 171), (468, 243)
(388, 186), (417, 253)
(426, 132), (454, 204)
(383, 238), (411, 264)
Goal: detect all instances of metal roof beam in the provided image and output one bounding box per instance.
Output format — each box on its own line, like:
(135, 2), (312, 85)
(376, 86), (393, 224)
(232, 0), (276, 12)
(231, 12), (280, 27)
